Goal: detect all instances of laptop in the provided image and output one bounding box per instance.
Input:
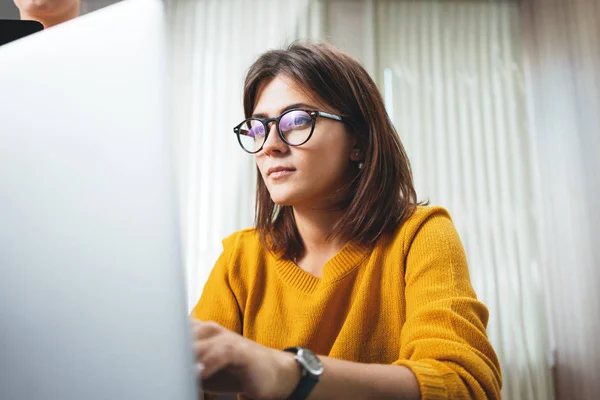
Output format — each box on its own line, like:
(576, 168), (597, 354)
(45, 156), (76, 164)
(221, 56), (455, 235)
(0, 0), (198, 399)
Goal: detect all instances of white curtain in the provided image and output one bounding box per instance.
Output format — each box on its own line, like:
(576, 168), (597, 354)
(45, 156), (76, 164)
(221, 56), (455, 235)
(167, 0), (323, 312)
(521, 0), (600, 398)
(368, 1), (554, 399)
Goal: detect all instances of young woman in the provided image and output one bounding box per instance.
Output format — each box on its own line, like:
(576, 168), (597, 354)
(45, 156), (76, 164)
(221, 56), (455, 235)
(191, 42), (501, 400)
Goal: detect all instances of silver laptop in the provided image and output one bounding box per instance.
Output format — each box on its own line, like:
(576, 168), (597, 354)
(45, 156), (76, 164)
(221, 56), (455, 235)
(0, 0), (198, 399)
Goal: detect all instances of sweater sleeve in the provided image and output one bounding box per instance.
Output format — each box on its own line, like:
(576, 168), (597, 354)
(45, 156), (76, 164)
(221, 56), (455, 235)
(190, 234), (242, 335)
(392, 210), (502, 399)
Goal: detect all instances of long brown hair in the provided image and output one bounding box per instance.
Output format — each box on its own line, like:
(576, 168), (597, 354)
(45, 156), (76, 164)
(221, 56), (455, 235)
(243, 42), (418, 260)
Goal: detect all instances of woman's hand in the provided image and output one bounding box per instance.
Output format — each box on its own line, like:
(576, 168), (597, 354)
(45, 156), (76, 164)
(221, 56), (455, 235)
(190, 319), (300, 399)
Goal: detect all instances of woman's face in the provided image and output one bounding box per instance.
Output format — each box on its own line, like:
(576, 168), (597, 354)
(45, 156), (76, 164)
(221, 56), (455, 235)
(13, 0), (79, 16)
(253, 75), (360, 209)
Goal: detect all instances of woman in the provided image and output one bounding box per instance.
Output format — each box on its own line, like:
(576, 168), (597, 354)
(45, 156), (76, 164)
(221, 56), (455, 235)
(191, 42), (502, 400)
(13, 0), (80, 28)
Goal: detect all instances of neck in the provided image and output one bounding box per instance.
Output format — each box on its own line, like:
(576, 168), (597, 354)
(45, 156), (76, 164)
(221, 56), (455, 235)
(20, 4), (80, 28)
(292, 205), (346, 259)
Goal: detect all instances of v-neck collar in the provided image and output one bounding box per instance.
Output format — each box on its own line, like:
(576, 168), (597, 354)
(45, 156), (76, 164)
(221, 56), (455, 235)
(274, 241), (370, 294)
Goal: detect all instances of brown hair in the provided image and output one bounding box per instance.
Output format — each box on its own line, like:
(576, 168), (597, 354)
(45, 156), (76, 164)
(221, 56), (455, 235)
(243, 42), (418, 260)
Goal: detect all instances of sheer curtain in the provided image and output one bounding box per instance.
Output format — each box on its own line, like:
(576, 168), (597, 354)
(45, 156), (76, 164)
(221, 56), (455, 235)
(521, 0), (600, 398)
(167, 0), (323, 311)
(367, 1), (553, 399)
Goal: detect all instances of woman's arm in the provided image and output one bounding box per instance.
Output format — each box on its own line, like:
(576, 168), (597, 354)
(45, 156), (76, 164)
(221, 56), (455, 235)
(390, 209), (502, 399)
(273, 351), (420, 400)
(193, 320), (420, 400)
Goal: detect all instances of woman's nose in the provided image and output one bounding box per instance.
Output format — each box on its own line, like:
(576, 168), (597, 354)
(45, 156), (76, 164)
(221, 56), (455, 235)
(261, 121), (288, 155)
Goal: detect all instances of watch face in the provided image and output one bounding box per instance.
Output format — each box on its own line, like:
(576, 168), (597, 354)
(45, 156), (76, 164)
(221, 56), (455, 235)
(297, 348), (324, 375)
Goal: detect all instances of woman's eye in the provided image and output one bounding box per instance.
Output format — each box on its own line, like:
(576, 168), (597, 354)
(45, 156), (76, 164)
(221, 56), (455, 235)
(286, 117), (310, 129)
(249, 127), (264, 138)
(294, 117), (310, 126)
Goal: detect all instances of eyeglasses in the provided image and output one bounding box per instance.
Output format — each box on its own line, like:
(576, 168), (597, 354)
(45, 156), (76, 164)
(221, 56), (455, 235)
(233, 109), (346, 154)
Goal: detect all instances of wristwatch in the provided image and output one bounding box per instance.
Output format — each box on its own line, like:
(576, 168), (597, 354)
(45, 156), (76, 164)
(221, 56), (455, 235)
(283, 347), (324, 400)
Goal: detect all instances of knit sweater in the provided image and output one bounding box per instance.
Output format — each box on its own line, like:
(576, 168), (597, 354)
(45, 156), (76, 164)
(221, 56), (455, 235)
(191, 206), (502, 399)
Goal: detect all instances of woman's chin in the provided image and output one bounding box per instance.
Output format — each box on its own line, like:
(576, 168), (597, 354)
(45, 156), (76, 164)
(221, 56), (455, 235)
(269, 192), (301, 207)
(271, 198), (295, 207)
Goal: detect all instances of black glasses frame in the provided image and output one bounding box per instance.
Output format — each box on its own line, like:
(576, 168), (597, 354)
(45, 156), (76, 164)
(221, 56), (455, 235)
(233, 109), (346, 154)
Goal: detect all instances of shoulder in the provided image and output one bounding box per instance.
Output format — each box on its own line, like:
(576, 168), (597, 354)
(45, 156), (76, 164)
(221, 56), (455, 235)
(213, 228), (267, 289)
(399, 205), (455, 239)
(387, 205), (461, 255)
(221, 227), (262, 252)
(219, 228), (272, 270)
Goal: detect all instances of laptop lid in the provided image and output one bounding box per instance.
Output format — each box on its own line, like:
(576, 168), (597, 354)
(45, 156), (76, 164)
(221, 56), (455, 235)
(0, 1), (198, 399)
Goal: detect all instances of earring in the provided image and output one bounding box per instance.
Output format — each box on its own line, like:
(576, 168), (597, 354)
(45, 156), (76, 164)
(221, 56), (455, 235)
(358, 162), (364, 170)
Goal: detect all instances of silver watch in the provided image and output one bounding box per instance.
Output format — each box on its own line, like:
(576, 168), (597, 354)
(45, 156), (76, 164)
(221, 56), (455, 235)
(283, 347), (323, 400)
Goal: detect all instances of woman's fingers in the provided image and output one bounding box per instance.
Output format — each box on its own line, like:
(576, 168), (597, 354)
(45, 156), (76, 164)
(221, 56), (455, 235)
(189, 319), (256, 394)
(195, 335), (237, 379)
(191, 319), (228, 365)
(190, 319), (222, 340)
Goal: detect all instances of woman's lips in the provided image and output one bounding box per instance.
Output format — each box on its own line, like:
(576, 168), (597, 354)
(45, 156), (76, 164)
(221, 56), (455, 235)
(269, 169), (295, 179)
(267, 166), (296, 177)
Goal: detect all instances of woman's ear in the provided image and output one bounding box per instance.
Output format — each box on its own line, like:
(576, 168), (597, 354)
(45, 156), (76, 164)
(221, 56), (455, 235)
(349, 147), (362, 162)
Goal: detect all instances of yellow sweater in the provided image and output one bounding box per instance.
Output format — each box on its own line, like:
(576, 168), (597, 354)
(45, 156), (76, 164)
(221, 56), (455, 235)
(191, 206), (502, 399)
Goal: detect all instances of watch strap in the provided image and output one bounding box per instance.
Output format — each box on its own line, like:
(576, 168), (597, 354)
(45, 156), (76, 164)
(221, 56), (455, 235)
(283, 347), (320, 400)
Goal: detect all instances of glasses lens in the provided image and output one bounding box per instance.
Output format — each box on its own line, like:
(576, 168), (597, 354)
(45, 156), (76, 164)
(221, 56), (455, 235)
(279, 110), (313, 145)
(238, 119), (265, 153)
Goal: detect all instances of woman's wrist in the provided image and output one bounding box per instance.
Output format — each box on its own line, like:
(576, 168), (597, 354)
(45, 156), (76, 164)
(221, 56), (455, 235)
(270, 349), (302, 399)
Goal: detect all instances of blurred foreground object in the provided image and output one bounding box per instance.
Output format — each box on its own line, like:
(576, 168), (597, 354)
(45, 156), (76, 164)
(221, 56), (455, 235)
(0, 0), (197, 399)
(0, 19), (43, 45)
